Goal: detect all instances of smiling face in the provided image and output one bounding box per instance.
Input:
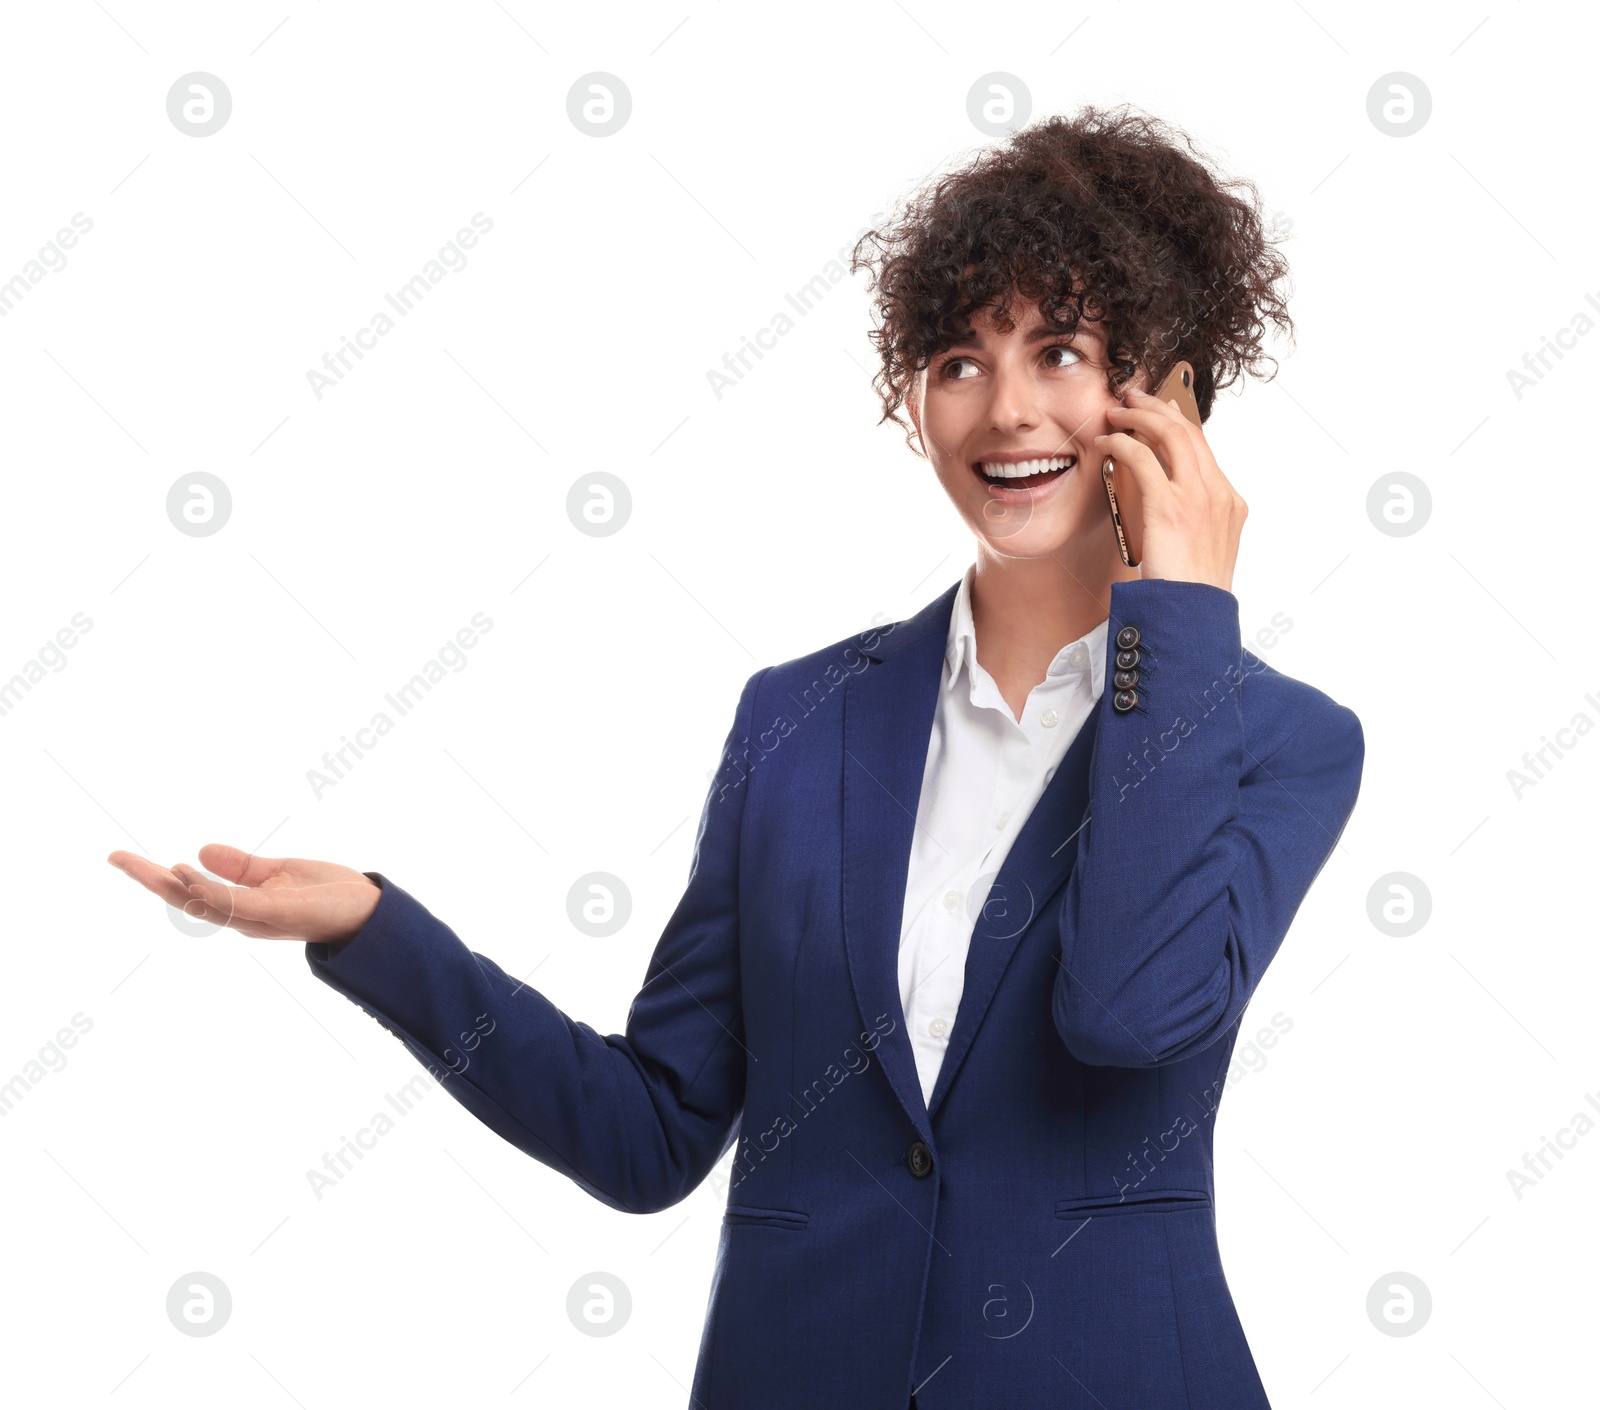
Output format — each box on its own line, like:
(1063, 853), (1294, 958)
(908, 295), (1150, 566)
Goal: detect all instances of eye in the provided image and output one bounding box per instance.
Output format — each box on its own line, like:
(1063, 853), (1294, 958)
(1043, 343), (1083, 369)
(939, 355), (980, 380)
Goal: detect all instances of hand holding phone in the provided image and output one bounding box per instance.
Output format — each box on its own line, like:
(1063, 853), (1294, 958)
(1101, 360), (1204, 568)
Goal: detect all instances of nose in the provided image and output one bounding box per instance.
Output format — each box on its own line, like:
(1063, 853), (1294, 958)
(986, 357), (1043, 435)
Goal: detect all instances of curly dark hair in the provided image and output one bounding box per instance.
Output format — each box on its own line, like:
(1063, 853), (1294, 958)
(850, 103), (1294, 450)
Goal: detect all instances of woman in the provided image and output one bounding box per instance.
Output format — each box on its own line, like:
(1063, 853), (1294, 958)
(111, 105), (1363, 1408)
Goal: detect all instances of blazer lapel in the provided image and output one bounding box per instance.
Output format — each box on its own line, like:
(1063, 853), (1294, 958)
(925, 704), (1099, 1120)
(841, 577), (1106, 1136)
(841, 582), (957, 1144)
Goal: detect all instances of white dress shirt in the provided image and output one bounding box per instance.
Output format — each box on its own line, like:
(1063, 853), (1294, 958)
(896, 564), (1109, 1107)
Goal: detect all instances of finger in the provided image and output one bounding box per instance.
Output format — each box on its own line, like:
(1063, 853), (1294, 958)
(1124, 390), (1226, 488)
(173, 887), (237, 928)
(164, 863), (250, 929)
(182, 895), (291, 940)
(174, 878), (298, 939)
(108, 852), (193, 910)
(1097, 433), (1171, 508)
(1131, 386), (1190, 423)
(182, 877), (307, 931)
(1105, 401), (1201, 486)
(173, 863), (232, 902)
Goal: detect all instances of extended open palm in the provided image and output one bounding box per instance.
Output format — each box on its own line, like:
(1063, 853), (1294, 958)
(107, 843), (381, 945)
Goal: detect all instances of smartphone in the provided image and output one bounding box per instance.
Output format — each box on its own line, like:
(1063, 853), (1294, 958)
(1102, 360), (1204, 568)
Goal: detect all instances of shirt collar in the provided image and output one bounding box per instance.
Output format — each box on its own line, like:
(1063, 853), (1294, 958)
(944, 563), (1109, 701)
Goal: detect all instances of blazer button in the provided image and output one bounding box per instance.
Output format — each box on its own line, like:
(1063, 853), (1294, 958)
(1113, 688), (1139, 713)
(906, 1141), (934, 1178)
(1115, 647), (1141, 671)
(1116, 625), (1141, 650)
(1113, 668), (1139, 691)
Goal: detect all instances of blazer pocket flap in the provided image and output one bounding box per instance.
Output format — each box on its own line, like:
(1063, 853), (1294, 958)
(722, 1203), (810, 1230)
(1055, 1188), (1211, 1218)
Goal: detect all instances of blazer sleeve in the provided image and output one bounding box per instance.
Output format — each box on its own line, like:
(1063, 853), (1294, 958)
(301, 666), (769, 1215)
(1053, 578), (1364, 1069)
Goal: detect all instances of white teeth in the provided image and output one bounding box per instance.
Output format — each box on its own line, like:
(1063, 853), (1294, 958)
(978, 455), (1075, 479)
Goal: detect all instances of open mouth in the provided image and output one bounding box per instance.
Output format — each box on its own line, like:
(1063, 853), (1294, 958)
(973, 454), (1076, 490)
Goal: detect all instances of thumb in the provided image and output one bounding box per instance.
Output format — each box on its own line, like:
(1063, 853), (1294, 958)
(197, 843), (282, 886)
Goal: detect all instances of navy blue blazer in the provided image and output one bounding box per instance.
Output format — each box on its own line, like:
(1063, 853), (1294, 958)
(306, 576), (1364, 1409)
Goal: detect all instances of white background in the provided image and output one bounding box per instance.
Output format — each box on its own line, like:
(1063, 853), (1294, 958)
(1, 1), (1593, 1405)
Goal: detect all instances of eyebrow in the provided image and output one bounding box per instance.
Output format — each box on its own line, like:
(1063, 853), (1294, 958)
(942, 324), (1079, 351)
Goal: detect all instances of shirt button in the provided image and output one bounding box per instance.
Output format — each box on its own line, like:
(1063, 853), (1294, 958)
(930, 1017), (950, 1039)
(1040, 708), (1060, 728)
(995, 810), (1011, 829)
(943, 890), (962, 911)
(1069, 646), (1088, 668)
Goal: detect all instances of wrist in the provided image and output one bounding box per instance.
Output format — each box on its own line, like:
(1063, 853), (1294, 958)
(1137, 563), (1233, 592)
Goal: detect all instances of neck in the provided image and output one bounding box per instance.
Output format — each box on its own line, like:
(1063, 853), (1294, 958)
(968, 543), (1135, 703)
